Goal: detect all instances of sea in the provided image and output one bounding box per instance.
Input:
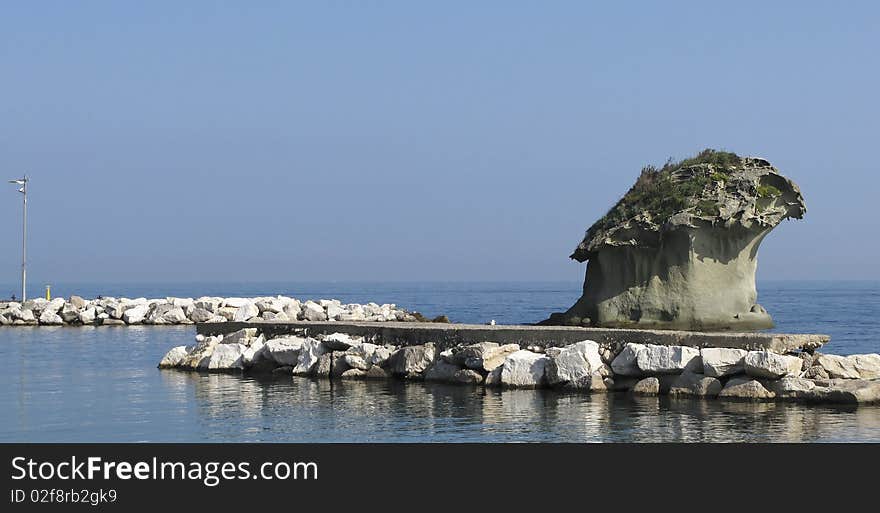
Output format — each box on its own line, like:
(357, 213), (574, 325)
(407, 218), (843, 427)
(1, 280), (878, 442)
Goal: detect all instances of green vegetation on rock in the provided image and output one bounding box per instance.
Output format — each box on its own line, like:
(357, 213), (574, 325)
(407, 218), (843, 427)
(757, 184), (782, 198)
(587, 149), (741, 239)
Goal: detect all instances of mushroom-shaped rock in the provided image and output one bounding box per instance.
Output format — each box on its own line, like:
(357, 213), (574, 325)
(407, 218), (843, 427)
(546, 150), (806, 330)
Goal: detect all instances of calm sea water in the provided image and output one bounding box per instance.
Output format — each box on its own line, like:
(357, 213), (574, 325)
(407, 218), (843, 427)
(1, 281), (878, 442)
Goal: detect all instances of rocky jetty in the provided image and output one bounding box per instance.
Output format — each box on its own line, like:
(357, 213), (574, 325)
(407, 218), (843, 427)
(159, 329), (880, 405)
(545, 149), (806, 331)
(0, 296), (425, 326)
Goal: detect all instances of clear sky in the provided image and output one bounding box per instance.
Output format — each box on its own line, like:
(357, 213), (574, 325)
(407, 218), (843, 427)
(1, 1), (877, 288)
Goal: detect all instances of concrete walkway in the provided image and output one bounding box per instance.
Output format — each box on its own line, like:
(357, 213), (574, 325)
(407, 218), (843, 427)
(197, 320), (829, 353)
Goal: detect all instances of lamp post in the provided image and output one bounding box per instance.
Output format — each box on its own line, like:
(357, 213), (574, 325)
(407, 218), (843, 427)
(8, 176), (27, 302)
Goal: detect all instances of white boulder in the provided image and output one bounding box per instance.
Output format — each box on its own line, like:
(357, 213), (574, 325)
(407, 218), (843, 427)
(223, 297), (252, 308)
(233, 302), (259, 322)
(39, 309), (64, 325)
(242, 337), (265, 366)
(45, 297), (65, 313)
(207, 343), (245, 370)
(636, 344), (701, 374)
(163, 306), (188, 324)
(718, 377), (776, 400)
(194, 297), (222, 313)
(123, 304), (149, 324)
(322, 333), (361, 351)
(158, 345), (190, 368)
(222, 328), (258, 345)
(744, 350), (803, 379)
(610, 343), (645, 376)
(292, 338), (328, 375)
(189, 307), (214, 323)
(301, 301), (327, 321)
(500, 350), (549, 388)
(59, 303), (81, 323)
(814, 353), (880, 380)
(326, 303), (345, 319)
(263, 336), (307, 366)
(701, 347), (748, 377)
(79, 307), (97, 324)
(545, 340), (604, 388)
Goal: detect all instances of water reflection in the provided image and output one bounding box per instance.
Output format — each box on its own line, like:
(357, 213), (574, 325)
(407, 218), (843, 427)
(160, 370), (880, 443)
(2, 324), (879, 443)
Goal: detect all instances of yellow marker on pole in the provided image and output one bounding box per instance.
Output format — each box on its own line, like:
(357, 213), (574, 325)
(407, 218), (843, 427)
(45, 285), (51, 300)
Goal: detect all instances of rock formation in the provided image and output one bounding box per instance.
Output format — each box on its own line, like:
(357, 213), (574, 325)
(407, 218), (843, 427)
(158, 329), (880, 405)
(545, 149), (806, 330)
(0, 295), (436, 326)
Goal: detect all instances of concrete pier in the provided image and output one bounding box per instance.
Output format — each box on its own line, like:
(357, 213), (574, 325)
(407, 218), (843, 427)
(196, 320), (830, 353)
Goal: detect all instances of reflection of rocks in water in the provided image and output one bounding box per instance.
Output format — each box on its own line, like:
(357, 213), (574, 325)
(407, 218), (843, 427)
(159, 370), (880, 442)
(192, 373), (265, 422)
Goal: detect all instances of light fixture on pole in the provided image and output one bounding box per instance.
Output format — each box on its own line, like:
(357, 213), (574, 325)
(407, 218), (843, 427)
(8, 176), (27, 302)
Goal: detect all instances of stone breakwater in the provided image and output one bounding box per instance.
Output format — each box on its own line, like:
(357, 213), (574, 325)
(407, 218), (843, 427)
(0, 296), (423, 327)
(159, 328), (880, 405)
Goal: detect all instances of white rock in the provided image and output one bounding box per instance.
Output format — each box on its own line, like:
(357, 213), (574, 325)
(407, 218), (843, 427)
(254, 298), (282, 314)
(668, 371), (722, 397)
(326, 303), (345, 319)
(456, 342), (520, 372)
(207, 343), (245, 370)
(263, 336), (307, 366)
(387, 344), (435, 377)
(223, 297), (252, 308)
(850, 354), (880, 379)
(222, 328), (258, 345)
(158, 345), (190, 368)
(46, 297), (65, 313)
(545, 340), (604, 388)
(767, 377), (816, 398)
(194, 297), (222, 313)
(701, 347), (748, 377)
(636, 344), (701, 374)
(301, 301), (327, 321)
(343, 354), (370, 370)
(233, 302), (259, 322)
(814, 353), (880, 380)
(162, 306), (188, 324)
(39, 309), (64, 325)
(79, 307), (97, 324)
(123, 304), (149, 324)
(282, 300), (302, 320)
(718, 377), (776, 400)
(500, 350), (549, 388)
(59, 303), (81, 323)
(610, 343), (645, 376)
(189, 307), (214, 323)
(348, 343), (393, 366)
(292, 338), (328, 375)
(105, 302), (126, 319)
(179, 337), (219, 370)
(242, 337), (265, 366)
(169, 297), (194, 310)
(216, 307), (238, 321)
(744, 350), (803, 379)
(322, 333), (361, 351)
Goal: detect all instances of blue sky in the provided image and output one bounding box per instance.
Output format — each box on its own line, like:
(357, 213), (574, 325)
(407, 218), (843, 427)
(1, 1), (878, 288)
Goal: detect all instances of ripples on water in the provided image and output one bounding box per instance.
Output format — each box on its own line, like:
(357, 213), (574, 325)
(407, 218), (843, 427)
(1, 281), (878, 442)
